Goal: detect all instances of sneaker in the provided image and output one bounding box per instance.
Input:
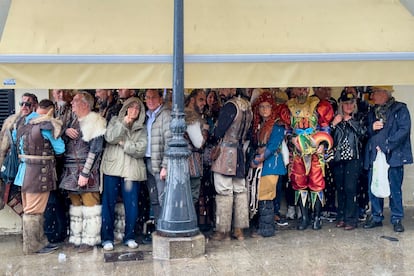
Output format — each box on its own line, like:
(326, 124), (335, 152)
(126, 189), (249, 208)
(358, 213), (367, 222)
(125, 240), (139, 249)
(321, 211), (337, 222)
(103, 242), (114, 251)
(274, 215), (288, 226)
(393, 220), (405, 233)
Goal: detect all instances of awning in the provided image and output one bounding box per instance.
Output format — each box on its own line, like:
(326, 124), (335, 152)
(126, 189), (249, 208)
(0, 0), (414, 89)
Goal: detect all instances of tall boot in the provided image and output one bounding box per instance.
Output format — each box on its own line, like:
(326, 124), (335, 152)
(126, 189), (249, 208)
(68, 205), (83, 246)
(312, 192), (323, 230)
(258, 200), (275, 237)
(233, 192), (249, 240)
(22, 214), (47, 254)
(296, 190), (309, 230)
(113, 203), (125, 241)
(211, 194), (233, 241)
(79, 205), (102, 252)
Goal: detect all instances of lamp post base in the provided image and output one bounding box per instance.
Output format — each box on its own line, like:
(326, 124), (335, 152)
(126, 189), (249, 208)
(152, 232), (206, 260)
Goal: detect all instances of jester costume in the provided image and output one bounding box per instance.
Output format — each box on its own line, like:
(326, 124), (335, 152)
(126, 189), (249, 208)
(287, 95), (334, 230)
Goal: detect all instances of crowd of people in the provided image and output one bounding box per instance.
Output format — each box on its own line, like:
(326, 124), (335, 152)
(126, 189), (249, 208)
(0, 85), (411, 255)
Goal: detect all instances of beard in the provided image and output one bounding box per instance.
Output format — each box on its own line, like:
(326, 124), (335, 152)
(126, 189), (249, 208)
(296, 95), (308, 104)
(98, 100), (108, 110)
(194, 105), (203, 115)
(57, 100), (67, 108)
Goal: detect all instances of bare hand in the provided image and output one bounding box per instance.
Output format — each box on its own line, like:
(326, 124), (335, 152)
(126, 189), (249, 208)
(78, 175), (89, 187)
(373, 120), (384, 131)
(160, 167), (167, 181)
(65, 128), (79, 139)
(124, 115), (134, 125)
(331, 114), (343, 127)
(317, 144), (325, 154)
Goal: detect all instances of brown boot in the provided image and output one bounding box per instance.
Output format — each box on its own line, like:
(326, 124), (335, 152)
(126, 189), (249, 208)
(210, 231), (231, 241)
(233, 228), (245, 241)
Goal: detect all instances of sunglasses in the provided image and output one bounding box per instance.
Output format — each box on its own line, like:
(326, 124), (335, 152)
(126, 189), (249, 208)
(19, 102), (32, 107)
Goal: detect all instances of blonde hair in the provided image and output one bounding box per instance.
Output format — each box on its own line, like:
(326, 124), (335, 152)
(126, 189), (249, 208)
(338, 100), (358, 117)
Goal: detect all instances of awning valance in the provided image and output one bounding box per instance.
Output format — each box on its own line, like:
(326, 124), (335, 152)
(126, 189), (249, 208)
(0, 0), (413, 89)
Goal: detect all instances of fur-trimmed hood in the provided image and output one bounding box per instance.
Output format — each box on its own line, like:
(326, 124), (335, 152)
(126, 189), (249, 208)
(118, 97), (146, 130)
(79, 112), (106, 142)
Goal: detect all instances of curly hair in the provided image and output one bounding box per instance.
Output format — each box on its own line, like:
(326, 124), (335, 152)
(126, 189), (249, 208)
(251, 91), (278, 146)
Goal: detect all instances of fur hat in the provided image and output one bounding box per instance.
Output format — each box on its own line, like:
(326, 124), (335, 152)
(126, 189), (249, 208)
(371, 86), (394, 93)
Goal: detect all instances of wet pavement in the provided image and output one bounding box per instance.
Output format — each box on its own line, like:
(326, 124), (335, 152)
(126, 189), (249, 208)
(1, 207), (414, 276)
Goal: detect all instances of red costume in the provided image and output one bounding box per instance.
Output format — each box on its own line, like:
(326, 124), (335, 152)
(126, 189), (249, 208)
(286, 94), (334, 230)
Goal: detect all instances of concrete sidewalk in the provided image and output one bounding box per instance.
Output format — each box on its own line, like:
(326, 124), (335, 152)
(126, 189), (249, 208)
(1, 207), (414, 276)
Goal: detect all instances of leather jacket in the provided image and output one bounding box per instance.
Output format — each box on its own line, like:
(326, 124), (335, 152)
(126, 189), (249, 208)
(332, 118), (366, 162)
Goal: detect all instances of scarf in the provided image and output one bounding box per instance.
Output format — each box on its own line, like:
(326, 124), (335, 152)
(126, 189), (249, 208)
(374, 97), (395, 124)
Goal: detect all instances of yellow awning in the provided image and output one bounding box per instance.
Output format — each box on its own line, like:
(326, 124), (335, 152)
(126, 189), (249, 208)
(0, 0), (414, 89)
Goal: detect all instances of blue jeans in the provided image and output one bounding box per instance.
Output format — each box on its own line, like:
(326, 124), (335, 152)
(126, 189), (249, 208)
(368, 166), (404, 224)
(101, 174), (140, 243)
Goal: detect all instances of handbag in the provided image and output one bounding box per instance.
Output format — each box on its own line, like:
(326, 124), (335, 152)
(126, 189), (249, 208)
(1, 130), (19, 183)
(371, 150), (390, 198)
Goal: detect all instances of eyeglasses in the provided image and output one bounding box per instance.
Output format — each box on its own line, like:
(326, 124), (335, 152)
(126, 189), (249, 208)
(19, 102), (32, 107)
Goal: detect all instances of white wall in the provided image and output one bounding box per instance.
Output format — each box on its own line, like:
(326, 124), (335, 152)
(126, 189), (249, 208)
(394, 86), (414, 206)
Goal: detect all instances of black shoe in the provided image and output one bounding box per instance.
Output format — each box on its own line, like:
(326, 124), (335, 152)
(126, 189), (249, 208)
(141, 234), (152, 244)
(312, 217), (322, 230)
(45, 243), (60, 250)
(363, 220), (383, 229)
(36, 245), (58, 255)
(393, 221), (405, 232)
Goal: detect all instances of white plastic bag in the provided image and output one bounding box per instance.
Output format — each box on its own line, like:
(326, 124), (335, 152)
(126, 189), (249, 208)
(371, 151), (390, 198)
(281, 140), (290, 166)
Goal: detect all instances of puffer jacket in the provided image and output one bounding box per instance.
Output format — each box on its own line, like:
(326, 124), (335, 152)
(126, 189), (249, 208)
(148, 104), (172, 173)
(101, 97), (147, 181)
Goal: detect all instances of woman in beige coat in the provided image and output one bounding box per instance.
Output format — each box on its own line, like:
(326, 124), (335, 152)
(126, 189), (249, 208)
(100, 97), (147, 251)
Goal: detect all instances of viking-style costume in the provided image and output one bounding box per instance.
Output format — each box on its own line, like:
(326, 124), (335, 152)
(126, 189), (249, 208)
(211, 95), (252, 240)
(60, 111), (106, 247)
(287, 95), (333, 230)
(184, 107), (207, 204)
(16, 112), (65, 254)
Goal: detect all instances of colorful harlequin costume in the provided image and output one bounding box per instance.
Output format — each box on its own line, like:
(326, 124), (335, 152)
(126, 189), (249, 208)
(286, 93), (334, 230)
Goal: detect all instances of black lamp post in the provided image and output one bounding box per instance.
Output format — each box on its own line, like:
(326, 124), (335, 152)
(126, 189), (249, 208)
(156, 0), (199, 237)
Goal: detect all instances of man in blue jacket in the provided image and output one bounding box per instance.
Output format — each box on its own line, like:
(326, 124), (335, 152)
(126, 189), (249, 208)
(363, 86), (413, 232)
